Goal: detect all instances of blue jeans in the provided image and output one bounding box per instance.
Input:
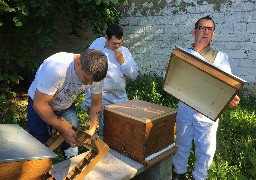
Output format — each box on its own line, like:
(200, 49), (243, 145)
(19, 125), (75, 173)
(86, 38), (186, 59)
(27, 97), (79, 150)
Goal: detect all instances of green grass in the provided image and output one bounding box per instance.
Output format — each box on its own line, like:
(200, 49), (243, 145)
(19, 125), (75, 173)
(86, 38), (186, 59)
(207, 93), (256, 180)
(1, 74), (255, 179)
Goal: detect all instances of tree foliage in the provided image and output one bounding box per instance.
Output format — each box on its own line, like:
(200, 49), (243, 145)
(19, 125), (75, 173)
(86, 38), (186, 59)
(0, 0), (127, 123)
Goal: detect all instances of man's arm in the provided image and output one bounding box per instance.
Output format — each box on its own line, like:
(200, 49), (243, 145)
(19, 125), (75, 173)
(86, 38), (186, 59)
(115, 47), (138, 80)
(33, 90), (80, 147)
(86, 93), (103, 136)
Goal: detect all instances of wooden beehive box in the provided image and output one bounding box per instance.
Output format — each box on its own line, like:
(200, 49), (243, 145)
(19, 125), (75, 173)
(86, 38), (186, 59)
(0, 124), (57, 179)
(163, 46), (246, 121)
(104, 99), (176, 165)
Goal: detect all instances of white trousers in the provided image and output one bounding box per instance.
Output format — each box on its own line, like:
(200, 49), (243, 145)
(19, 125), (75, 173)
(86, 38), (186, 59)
(173, 102), (219, 180)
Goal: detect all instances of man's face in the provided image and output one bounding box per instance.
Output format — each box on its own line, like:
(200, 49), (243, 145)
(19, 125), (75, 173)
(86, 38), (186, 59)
(79, 71), (93, 85)
(105, 35), (123, 51)
(192, 19), (216, 47)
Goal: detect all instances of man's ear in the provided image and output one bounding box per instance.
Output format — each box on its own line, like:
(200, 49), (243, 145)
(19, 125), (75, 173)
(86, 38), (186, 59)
(73, 54), (80, 60)
(75, 58), (81, 68)
(105, 35), (108, 41)
(211, 31), (216, 40)
(192, 29), (196, 37)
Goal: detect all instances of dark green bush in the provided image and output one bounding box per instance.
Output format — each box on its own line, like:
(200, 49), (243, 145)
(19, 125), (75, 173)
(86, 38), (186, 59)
(126, 74), (178, 108)
(0, 0), (127, 124)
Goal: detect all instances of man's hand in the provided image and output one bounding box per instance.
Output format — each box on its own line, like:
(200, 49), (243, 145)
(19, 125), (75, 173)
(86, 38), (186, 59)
(85, 129), (95, 136)
(228, 95), (240, 108)
(165, 62), (169, 71)
(114, 50), (125, 64)
(59, 124), (81, 147)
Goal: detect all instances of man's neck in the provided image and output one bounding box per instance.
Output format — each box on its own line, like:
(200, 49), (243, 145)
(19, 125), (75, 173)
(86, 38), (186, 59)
(193, 43), (210, 53)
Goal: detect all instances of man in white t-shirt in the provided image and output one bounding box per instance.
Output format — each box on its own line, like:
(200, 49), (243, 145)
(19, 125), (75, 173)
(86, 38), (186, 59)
(27, 50), (108, 159)
(82, 24), (138, 139)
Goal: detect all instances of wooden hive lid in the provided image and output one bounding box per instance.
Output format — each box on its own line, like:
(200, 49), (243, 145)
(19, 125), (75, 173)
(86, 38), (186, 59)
(105, 99), (176, 123)
(0, 124), (57, 163)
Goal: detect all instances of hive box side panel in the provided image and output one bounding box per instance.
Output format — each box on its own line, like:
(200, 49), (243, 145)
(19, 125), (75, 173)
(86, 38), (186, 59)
(0, 159), (52, 179)
(164, 53), (238, 120)
(144, 113), (175, 157)
(104, 111), (147, 162)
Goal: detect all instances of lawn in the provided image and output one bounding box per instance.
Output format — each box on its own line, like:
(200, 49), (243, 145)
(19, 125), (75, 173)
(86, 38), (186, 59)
(1, 74), (255, 179)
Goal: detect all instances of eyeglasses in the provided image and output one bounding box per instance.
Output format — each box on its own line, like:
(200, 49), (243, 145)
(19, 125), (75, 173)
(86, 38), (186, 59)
(195, 26), (214, 31)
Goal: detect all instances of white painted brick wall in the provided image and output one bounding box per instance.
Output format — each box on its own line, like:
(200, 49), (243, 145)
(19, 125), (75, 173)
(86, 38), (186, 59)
(120, 0), (256, 86)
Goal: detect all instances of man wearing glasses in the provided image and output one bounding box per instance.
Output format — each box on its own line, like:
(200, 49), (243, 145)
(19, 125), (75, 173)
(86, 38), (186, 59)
(172, 15), (240, 180)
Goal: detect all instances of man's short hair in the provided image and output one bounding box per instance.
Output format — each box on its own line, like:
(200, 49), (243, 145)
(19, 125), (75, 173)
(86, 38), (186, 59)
(106, 24), (123, 40)
(80, 50), (108, 82)
(195, 15), (215, 30)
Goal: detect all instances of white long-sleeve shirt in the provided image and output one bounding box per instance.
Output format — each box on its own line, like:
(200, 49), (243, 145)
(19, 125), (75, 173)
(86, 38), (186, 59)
(83, 37), (138, 107)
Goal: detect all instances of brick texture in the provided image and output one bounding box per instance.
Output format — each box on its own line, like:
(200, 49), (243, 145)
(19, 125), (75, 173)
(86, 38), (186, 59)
(119, 0), (256, 91)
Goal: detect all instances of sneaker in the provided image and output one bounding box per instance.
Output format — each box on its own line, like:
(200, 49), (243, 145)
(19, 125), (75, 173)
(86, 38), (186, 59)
(64, 147), (78, 159)
(172, 172), (186, 180)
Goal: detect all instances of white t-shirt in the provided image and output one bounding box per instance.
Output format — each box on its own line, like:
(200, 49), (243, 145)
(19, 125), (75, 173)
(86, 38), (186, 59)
(28, 52), (102, 111)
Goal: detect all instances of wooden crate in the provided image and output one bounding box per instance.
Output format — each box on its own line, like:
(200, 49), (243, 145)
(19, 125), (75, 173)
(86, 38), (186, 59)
(104, 99), (176, 164)
(163, 46), (246, 121)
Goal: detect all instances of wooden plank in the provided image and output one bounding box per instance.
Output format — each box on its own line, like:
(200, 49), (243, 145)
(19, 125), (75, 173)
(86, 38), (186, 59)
(51, 148), (176, 180)
(51, 149), (144, 180)
(145, 145), (178, 167)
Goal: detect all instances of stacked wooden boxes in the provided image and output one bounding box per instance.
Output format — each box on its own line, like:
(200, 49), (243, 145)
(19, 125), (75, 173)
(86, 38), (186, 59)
(104, 99), (176, 165)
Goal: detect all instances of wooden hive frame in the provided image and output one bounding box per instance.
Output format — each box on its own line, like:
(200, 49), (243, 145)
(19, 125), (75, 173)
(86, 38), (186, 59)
(163, 46), (246, 121)
(45, 117), (110, 180)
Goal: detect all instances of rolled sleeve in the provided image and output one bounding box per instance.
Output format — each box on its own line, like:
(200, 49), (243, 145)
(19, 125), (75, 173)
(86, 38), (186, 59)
(90, 81), (103, 94)
(119, 47), (138, 80)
